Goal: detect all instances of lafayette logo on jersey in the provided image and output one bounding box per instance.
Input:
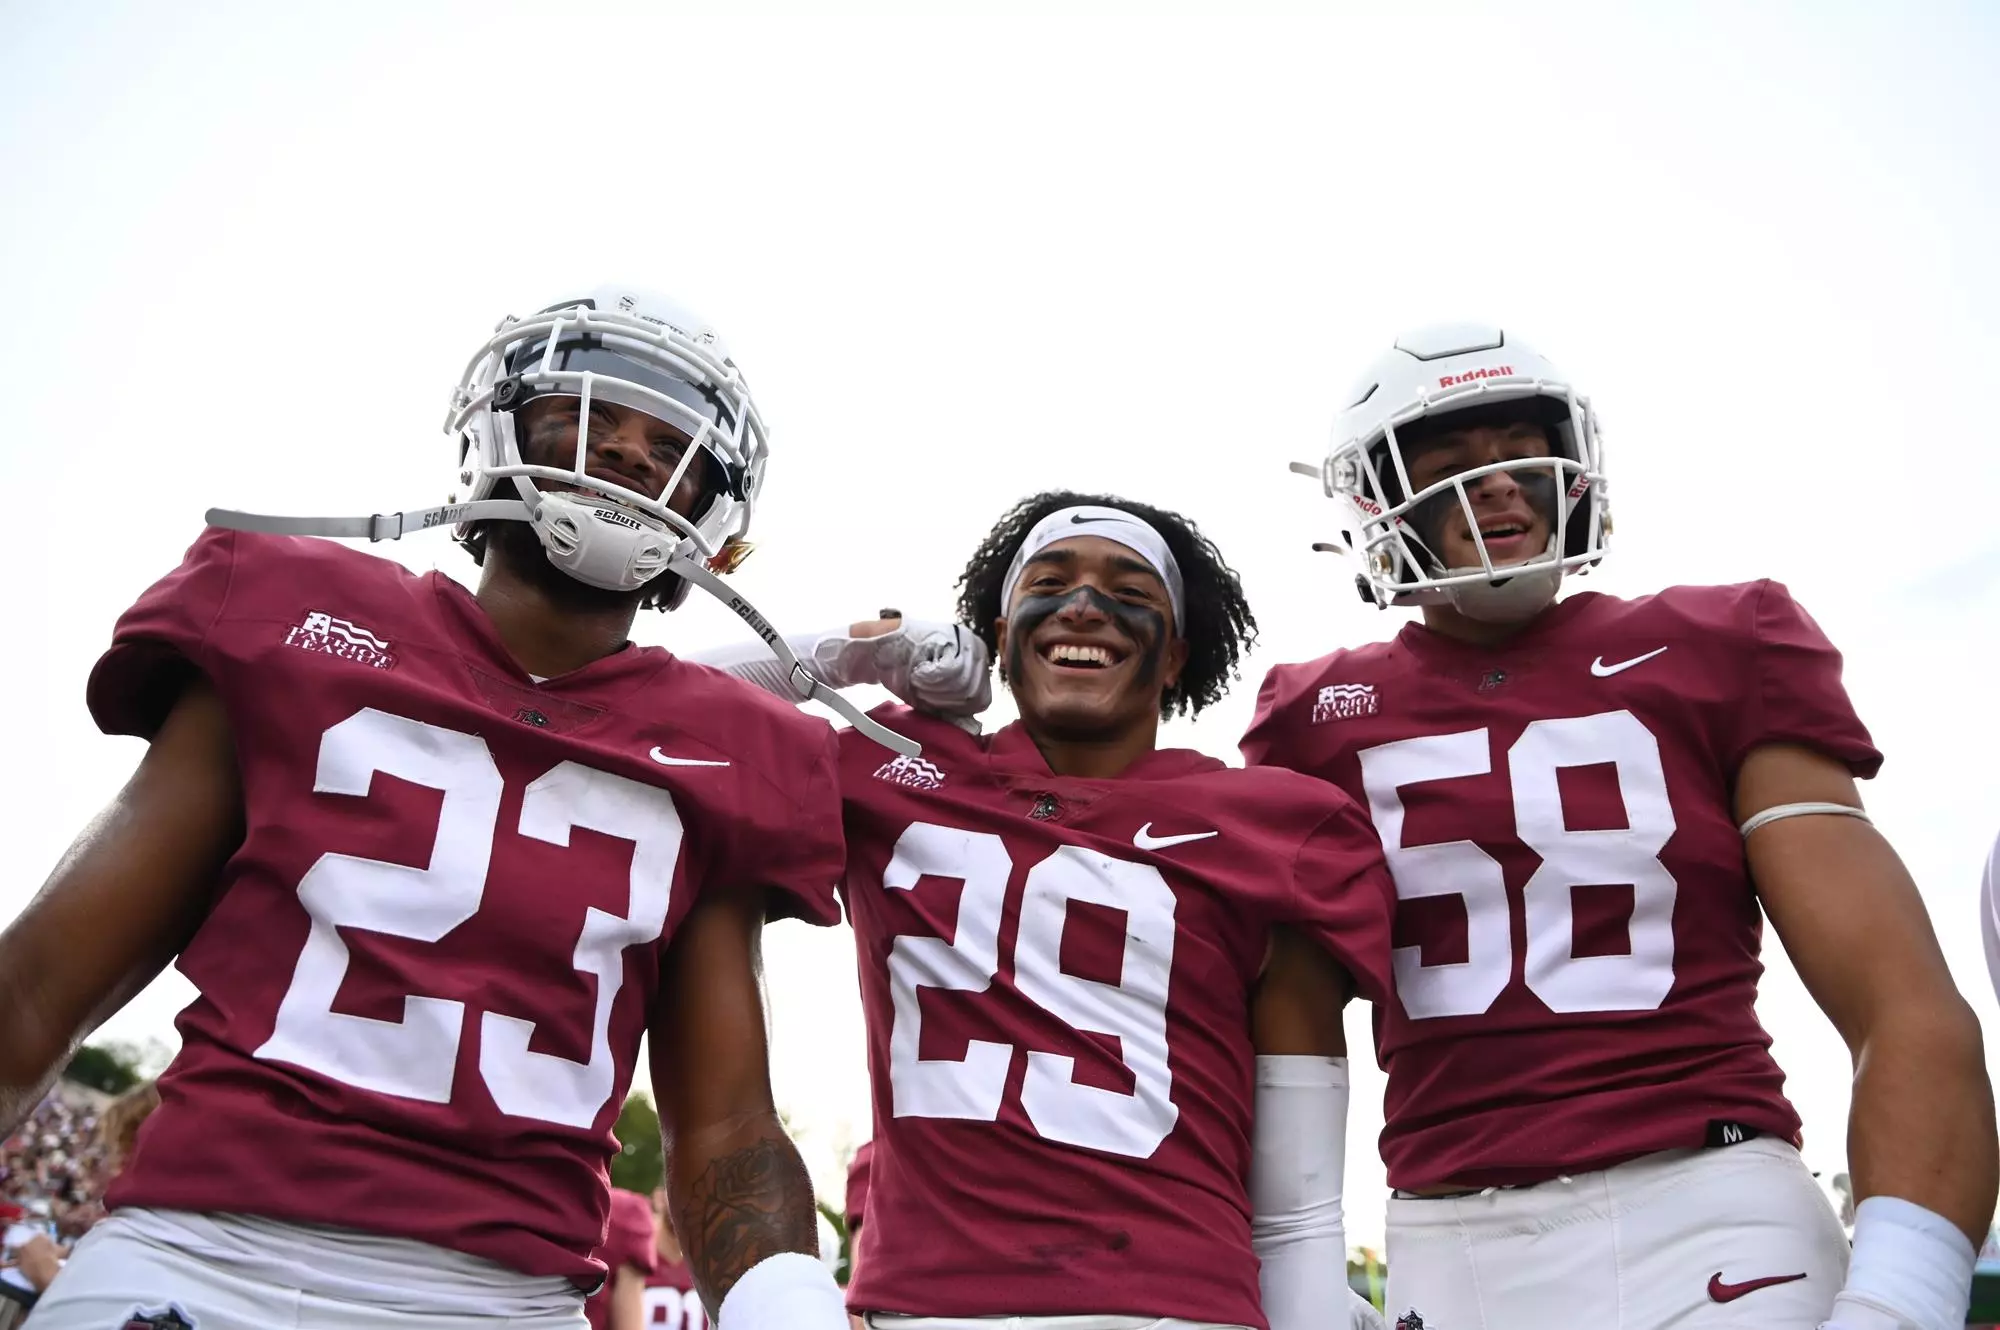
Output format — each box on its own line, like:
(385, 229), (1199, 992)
(874, 754), (947, 791)
(283, 609), (396, 669)
(1312, 682), (1380, 723)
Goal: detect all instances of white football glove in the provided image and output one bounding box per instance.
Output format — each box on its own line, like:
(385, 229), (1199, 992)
(812, 620), (991, 718)
(1346, 1289), (1388, 1330)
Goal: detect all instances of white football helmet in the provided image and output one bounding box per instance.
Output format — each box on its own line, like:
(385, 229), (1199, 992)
(444, 286), (768, 602)
(204, 284), (918, 757)
(1296, 324), (1608, 621)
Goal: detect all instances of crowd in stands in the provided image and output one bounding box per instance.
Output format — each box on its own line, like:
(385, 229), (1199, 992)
(0, 1080), (158, 1319)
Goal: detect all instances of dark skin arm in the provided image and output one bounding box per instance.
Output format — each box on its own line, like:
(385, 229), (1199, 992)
(0, 676), (241, 1135)
(652, 885), (824, 1318)
(1741, 742), (1997, 1245)
(1252, 924), (1352, 1057)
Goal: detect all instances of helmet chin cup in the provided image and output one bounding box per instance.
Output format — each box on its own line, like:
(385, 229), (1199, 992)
(529, 491), (676, 593)
(1443, 557), (1563, 623)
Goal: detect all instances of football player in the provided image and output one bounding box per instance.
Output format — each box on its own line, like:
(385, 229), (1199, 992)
(842, 1140), (873, 1291)
(644, 1185), (708, 1330)
(586, 1187), (661, 1330)
(701, 492), (1396, 1330)
(0, 288), (867, 1330)
(1243, 325), (1996, 1330)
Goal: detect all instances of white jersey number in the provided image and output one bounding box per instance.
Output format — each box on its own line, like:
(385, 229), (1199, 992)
(643, 1286), (706, 1330)
(1358, 709), (1679, 1019)
(256, 708), (681, 1127)
(882, 822), (1180, 1159)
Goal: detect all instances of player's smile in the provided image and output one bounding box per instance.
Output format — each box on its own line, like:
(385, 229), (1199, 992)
(517, 396), (708, 519)
(1015, 588), (1154, 705)
(1463, 497), (1548, 566)
(1403, 420), (1557, 572)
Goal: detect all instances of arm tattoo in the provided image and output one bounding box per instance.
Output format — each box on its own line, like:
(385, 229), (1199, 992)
(679, 1132), (821, 1314)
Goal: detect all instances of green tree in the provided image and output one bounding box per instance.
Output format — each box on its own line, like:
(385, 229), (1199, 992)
(820, 1197), (851, 1284)
(62, 1042), (142, 1095)
(611, 1092), (663, 1195)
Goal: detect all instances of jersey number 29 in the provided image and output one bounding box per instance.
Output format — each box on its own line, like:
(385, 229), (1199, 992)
(880, 821), (1180, 1160)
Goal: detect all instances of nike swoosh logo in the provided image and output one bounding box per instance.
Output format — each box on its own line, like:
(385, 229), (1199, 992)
(1133, 823), (1218, 851)
(1590, 645), (1669, 677)
(1069, 513), (1119, 524)
(1707, 1272), (1807, 1303)
(649, 747), (731, 767)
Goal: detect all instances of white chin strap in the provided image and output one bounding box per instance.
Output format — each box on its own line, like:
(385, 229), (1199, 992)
(204, 499), (919, 757)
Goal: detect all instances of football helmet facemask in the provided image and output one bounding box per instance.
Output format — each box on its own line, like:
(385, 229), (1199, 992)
(1296, 323), (1608, 622)
(445, 286), (767, 603)
(203, 284), (918, 756)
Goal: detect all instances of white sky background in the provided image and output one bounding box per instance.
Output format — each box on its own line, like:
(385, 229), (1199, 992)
(3, 0), (1998, 1253)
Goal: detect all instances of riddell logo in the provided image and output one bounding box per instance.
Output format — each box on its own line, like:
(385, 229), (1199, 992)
(1438, 365), (1513, 388)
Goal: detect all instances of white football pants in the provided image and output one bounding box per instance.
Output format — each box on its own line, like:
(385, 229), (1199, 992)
(864, 1316), (1251, 1330)
(26, 1209), (587, 1330)
(1384, 1137), (1849, 1330)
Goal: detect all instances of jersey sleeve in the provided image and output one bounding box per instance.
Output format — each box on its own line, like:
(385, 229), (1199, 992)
(86, 527), (241, 738)
(734, 724), (848, 927)
(1287, 793), (1397, 1005)
(1240, 663), (1310, 771)
(1729, 581), (1882, 779)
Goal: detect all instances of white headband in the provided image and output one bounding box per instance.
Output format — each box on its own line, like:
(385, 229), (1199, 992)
(1001, 504), (1187, 634)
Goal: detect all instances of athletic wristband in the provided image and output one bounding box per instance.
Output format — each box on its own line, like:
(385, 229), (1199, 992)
(716, 1251), (848, 1330)
(1826, 1196), (1975, 1330)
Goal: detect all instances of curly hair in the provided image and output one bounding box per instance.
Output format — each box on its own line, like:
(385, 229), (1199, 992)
(954, 490), (1258, 719)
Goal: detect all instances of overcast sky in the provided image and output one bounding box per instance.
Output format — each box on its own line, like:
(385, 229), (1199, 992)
(3, 1), (1997, 1251)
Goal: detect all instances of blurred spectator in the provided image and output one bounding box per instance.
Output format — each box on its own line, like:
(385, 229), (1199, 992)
(843, 1141), (873, 1286)
(584, 1186), (660, 1330)
(0, 1078), (159, 1302)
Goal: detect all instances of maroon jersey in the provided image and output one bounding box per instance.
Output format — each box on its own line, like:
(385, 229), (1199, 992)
(585, 1188), (662, 1330)
(1240, 582), (1881, 1190)
(840, 706), (1394, 1328)
(87, 529), (845, 1283)
(643, 1258), (706, 1329)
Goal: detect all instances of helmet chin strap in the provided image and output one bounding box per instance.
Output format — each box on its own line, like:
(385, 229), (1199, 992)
(205, 499), (920, 757)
